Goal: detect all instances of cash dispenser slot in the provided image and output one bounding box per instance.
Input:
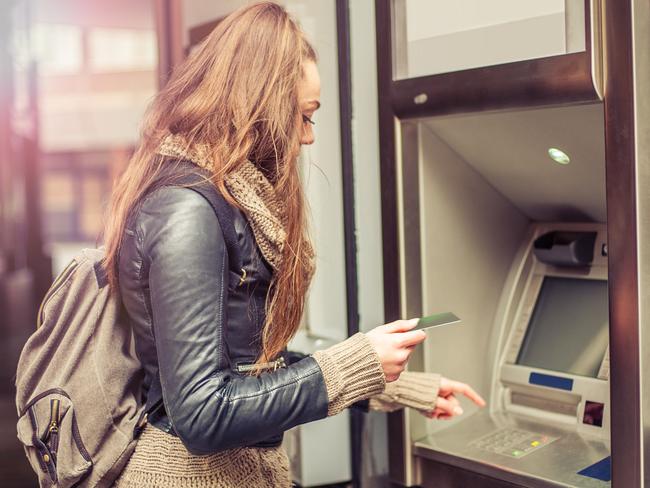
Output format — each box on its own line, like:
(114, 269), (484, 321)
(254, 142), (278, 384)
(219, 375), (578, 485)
(509, 389), (580, 418)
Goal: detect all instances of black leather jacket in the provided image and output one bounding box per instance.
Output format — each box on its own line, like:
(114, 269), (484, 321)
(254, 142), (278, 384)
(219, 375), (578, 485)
(118, 184), (329, 455)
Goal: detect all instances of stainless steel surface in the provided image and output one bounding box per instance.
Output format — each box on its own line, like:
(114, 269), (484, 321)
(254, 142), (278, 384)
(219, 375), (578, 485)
(414, 411), (610, 488)
(397, 120), (423, 325)
(589, 0), (604, 99)
(390, 118), (424, 486)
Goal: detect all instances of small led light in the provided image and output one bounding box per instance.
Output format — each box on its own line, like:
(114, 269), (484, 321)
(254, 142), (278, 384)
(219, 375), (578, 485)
(548, 148), (570, 165)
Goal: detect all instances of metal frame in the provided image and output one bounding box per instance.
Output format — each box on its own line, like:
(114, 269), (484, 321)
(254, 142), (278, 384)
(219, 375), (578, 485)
(603, 2), (640, 487)
(374, 4), (407, 480)
(375, 0), (640, 486)
(384, 0), (598, 120)
(632, 0), (650, 484)
(335, 1), (364, 486)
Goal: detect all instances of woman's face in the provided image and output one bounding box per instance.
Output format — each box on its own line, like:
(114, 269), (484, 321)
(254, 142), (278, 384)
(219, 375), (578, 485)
(297, 60), (321, 146)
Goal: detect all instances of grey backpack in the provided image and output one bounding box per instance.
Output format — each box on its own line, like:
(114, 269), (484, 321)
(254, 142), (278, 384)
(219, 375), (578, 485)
(15, 171), (243, 487)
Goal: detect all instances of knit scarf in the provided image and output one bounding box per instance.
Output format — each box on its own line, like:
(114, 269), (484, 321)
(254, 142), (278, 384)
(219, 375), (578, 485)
(157, 133), (314, 277)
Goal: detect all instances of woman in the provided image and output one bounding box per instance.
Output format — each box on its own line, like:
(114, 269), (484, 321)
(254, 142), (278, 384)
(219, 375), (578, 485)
(103, 3), (484, 487)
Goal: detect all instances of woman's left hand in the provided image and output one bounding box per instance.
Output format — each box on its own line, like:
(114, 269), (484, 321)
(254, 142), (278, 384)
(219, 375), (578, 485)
(422, 377), (486, 420)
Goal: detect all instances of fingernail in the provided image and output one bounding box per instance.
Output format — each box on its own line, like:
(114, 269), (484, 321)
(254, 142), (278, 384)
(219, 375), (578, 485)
(454, 407), (463, 415)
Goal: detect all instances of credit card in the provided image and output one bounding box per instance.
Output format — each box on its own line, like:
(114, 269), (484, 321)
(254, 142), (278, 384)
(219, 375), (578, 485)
(414, 312), (461, 331)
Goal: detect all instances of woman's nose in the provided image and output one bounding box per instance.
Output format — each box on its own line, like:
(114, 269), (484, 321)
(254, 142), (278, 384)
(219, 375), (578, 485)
(301, 130), (315, 145)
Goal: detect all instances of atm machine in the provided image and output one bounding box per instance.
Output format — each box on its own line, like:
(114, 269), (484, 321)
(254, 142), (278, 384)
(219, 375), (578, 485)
(372, 1), (649, 486)
(386, 101), (612, 488)
(414, 222), (612, 487)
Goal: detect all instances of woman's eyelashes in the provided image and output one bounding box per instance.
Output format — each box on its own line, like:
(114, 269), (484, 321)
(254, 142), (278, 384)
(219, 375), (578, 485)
(302, 114), (315, 126)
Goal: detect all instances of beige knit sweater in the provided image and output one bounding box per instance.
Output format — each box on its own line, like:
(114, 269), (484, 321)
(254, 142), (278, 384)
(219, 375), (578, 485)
(114, 334), (440, 487)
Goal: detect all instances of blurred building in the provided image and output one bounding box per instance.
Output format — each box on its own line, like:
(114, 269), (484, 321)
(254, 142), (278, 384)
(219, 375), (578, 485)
(32, 0), (159, 272)
(1, 1), (160, 486)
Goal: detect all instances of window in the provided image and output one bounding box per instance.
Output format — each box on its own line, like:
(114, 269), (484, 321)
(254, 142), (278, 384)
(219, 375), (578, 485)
(88, 28), (157, 72)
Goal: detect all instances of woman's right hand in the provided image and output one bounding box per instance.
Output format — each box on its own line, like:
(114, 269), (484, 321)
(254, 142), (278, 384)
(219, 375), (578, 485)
(365, 319), (426, 382)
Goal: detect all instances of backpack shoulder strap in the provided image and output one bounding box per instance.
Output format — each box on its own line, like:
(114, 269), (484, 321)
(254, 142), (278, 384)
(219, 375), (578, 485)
(170, 171), (244, 282)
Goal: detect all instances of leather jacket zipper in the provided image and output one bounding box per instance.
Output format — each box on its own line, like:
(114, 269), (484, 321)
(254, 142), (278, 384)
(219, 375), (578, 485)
(22, 388), (92, 464)
(235, 356), (286, 373)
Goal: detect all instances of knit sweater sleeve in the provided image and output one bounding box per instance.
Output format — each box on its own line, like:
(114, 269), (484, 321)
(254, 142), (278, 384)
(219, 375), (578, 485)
(312, 333), (386, 416)
(368, 371), (441, 413)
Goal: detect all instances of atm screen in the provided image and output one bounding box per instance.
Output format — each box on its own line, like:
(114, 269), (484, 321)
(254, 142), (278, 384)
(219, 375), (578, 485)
(516, 277), (609, 378)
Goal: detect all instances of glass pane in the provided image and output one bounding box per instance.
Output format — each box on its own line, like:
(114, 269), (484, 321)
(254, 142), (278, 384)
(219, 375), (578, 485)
(394, 0), (586, 79)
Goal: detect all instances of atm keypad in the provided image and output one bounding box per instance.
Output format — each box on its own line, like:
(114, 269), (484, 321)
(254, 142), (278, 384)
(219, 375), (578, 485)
(470, 428), (557, 458)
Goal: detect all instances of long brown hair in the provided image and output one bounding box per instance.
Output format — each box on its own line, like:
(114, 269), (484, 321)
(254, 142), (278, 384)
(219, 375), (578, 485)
(103, 2), (317, 368)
